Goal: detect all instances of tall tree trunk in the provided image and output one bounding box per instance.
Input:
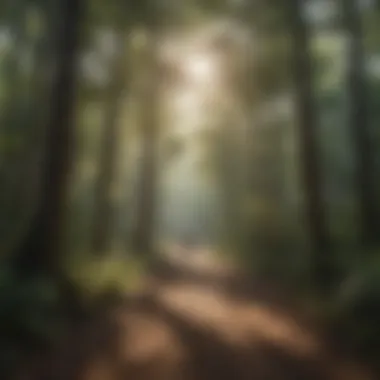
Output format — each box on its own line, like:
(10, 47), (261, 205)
(91, 34), (129, 255)
(289, 0), (331, 286)
(12, 0), (83, 278)
(342, 0), (379, 247)
(218, 112), (246, 254)
(131, 21), (160, 256)
(1, 6), (54, 255)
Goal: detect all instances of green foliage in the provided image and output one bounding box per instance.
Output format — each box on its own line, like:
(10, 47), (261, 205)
(0, 266), (63, 377)
(64, 253), (145, 299)
(331, 254), (380, 359)
(0, 268), (61, 342)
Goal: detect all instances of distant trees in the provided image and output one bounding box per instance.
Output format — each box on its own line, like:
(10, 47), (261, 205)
(288, 0), (331, 285)
(8, 0), (378, 271)
(131, 8), (161, 255)
(234, 0), (295, 263)
(88, 1), (164, 257)
(341, 0), (379, 247)
(91, 25), (130, 255)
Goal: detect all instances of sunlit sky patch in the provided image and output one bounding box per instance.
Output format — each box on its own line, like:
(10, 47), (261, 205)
(161, 20), (249, 139)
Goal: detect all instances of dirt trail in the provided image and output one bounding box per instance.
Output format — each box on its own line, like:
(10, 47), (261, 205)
(23, 247), (376, 380)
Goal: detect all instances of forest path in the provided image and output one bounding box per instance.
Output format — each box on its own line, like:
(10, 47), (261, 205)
(153, 242), (239, 280)
(76, 245), (375, 380)
(21, 245), (376, 380)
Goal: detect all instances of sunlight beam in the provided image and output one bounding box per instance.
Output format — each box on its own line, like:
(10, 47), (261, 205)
(182, 51), (219, 85)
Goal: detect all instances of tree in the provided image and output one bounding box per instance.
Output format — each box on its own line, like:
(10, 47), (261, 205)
(341, 0), (379, 247)
(288, 0), (331, 286)
(12, 0), (84, 278)
(91, 30), (130, 255)
(131, 6), (161, 256)
(236, 0), (303, 269)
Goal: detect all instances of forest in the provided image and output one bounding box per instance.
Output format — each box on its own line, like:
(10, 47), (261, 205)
(1, 0), (380, 379)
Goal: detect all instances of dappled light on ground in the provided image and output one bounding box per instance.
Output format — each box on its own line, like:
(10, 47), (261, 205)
(156, 282), (321, 357)
(35, 251), (376, 380)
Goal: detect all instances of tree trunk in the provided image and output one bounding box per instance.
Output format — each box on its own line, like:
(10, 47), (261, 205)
(342, 0), (379, 247)
(289, 0), (331, 286)
(218, 116), (245, 253)
(131, 24), (160, 256)
(12, 0), (83, 278)
(91, 34), (129, 255)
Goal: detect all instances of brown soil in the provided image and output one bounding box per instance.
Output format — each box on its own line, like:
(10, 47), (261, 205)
(18, 248), (377, 380)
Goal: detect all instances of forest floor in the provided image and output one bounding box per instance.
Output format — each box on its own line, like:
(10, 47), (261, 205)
(17, 244), (378, 380)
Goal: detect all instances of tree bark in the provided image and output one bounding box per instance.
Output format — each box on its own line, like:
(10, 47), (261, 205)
(91, 34), (129, 255)
(289, 0), (331, 285)
(342, 0), (379, 247)
(12, 0), (83, 277)
(131, 21), (160, 256)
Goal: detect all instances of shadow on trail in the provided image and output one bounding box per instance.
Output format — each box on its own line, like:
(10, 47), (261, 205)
(22, 247), (376, 380)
